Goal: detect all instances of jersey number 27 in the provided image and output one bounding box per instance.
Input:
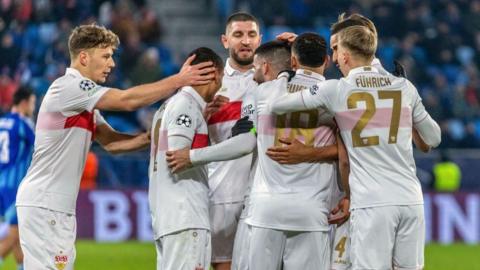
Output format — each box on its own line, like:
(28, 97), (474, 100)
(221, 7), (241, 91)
(348, 91), (401, 147)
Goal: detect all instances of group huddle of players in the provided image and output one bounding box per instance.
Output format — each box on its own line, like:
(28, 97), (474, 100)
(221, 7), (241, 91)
(149, 11), (441, 270)
(0, 8), (441, 270)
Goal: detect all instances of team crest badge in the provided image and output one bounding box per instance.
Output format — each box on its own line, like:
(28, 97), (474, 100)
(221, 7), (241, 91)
(54, 252), (68, 270)
(176, 114), (192, 127)
(309, 84), (319, 95)
(79, 79), (96, 91)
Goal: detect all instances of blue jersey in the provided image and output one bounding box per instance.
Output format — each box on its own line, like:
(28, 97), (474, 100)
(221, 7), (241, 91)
(0, 112), (35, 190)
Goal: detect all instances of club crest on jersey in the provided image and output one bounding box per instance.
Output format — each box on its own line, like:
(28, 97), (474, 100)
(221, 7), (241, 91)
(309, 84), (319, 95)
(79, 79), (96, 92)
(54, 253), (68, 270)
(176, 114), (192, 127)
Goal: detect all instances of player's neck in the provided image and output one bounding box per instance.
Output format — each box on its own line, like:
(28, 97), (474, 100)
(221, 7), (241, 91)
(70, 63), (94, 81)
(297, 65), (325, 76)
(192, 85), (211, 103)
(228, 58), (253, 73)
(11, 107), (25, 117)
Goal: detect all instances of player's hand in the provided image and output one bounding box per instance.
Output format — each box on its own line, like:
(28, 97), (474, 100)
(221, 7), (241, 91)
(231, 116), (254, 137)
(277, 70), (296, 82)
(204, 95), (229, 121)
(177, 54), (216, 87)
(266, 137), (312, 164)
(392, 60), (407, 78)
(166, 147), (192, 173)
(328, 197), (350, 226)
(276, 32), (298, 44)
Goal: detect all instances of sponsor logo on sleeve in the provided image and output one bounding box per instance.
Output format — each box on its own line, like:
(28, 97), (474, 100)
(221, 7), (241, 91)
(176, 114), (192, 127)
(309, 84), (319, 95)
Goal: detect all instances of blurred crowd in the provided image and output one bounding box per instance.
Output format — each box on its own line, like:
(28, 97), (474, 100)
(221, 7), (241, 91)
(0, 0), (174, 133)
(222, 0), (480, 148)
(1, 0), (480, 149)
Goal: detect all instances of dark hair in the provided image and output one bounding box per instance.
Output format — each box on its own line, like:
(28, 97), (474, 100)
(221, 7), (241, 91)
(13, 86), (34, 105)
(254, 41), (291, 71)
(292, 32), (327, 68)
(330, 13), (377, 36)
(225, 12), (260, 32)
(187, 47), (224, 70)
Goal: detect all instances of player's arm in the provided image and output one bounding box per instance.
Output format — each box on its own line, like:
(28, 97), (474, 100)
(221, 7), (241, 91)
(410, 81), (441, 149)
(95, 123), (150, 154)
(412, 128), (431, 153)
(328, 131), (351, 225)
(95, 55), (216, 111)
(166, 120), (256, 173)
(266, 139), (337, 164)
(270, 78), (338, 114)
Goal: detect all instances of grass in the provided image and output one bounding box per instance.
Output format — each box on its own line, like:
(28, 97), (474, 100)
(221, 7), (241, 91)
(1, 241), (479, 269)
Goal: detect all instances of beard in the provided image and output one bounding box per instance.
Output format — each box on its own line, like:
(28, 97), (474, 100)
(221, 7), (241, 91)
(231, 49), (254, 66)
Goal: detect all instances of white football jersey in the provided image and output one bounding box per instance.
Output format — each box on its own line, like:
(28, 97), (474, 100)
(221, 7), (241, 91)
(207, 59), (257, 203)
(16, 68), (108, 214)
(300, 66), (425, 209)
(149, 86), (210, 239)
(246, 69), (337, 231)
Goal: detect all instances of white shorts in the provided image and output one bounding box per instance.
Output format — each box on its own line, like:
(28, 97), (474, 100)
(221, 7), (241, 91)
(155, 229), (211, 270)
(350, 205), (425, 270)
(249, 227), (330, 270)
(231, 217), (251, 270)
(209, 202), (243, 263)
(17, 206), (76, 270)
(331, 222), (351, 270)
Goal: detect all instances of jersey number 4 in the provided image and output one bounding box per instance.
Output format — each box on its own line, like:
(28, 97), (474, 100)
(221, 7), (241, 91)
(348, 91), (401, 147)
(0, 131), (9, 163)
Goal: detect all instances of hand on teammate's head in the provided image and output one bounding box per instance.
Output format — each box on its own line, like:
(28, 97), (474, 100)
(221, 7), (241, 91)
(178, 54), (217, 87)
(276, 32), (298, 44)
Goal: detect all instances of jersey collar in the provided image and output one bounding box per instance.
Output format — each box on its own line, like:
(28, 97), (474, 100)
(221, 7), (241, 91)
(181, 86), (207, 110)
(295, 69), (325, 81)
(66, 67), (84, 78)
(348, 66), (380, 77)
(225, 58), (254, 77)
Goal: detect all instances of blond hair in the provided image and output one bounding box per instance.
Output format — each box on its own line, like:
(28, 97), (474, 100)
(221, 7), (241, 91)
(331, 13), (378, 38)
(68, 24), (120, 59)
(338, 25), (377, 61)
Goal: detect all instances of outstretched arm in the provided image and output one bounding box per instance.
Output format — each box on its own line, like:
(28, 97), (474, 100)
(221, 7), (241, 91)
(96, 54), (216, 111)
(95, 124), (150, 154)
(166, 132), (256, 173)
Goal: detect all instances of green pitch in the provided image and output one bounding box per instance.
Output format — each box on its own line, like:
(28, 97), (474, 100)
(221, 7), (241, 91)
(2, 241), (479, 269)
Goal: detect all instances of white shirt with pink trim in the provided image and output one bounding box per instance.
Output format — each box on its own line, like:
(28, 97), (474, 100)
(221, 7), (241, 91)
(245, 70), (336, 232)
(16, 68), (108, 214)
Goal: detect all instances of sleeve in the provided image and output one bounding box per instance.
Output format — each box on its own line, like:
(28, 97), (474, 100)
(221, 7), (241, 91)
(409, 81), (441, 147)
(165, 100), (198, 150)
(94, 110), (108, 127)
(241, 86), (258, 128)
(190, 132), (256, 166)
(61, 78), (109, 113)
(270, 79), (339, 114)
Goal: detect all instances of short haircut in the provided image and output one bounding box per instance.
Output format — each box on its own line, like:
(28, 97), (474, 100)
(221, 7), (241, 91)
(292, 32), (327, 68)
(331, 13), (377, 37)
(338, 25), (377, 61)
(68, 24), (120, 59)
(254, 41), (291, 72)
(225, 12), (260, 33)
(187, 47), (224, 70)
(13, 86), (34, 105)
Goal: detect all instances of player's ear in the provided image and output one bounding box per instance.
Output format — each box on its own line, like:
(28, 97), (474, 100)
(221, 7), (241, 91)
(79, 51), (89, 67)
(221, 34), (229, 49)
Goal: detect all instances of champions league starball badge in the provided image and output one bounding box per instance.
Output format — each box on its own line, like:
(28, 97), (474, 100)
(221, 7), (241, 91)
(79, 79), (96, 91)
(176, 114), (192, 127)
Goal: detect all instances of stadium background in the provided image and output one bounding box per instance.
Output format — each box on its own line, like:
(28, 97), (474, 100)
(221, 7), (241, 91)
(0, 0), (479, 269)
